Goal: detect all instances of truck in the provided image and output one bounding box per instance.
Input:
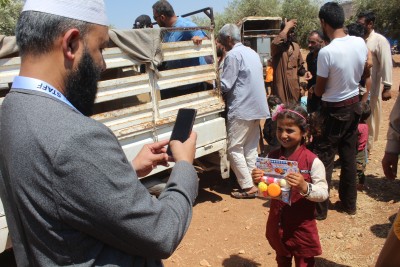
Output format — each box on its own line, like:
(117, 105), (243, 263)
(0, 7), (228, 253)
(238, 16), (282, 67)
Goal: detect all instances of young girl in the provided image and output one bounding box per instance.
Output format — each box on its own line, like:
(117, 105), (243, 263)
(253, 104), (328, 267)
(356, 102), (371, 191)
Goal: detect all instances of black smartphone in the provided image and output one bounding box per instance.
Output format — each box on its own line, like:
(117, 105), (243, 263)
(166, 108), (197, 156)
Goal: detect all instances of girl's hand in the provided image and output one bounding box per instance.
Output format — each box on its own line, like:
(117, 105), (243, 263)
(251, 168), (263, 184)
(285, 172), (308, 194)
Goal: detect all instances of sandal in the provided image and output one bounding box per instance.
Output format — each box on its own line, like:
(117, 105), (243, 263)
(231, 190), (258, 199)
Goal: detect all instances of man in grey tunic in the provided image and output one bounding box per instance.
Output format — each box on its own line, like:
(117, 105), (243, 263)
(0, 0), (198, 266)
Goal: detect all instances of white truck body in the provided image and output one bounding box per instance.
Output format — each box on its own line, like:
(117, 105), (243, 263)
(0, 25), (228, 253)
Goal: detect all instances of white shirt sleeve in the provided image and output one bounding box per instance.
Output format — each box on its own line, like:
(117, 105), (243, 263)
(316, 48), (329, 78)
(306, 157), (329, 202)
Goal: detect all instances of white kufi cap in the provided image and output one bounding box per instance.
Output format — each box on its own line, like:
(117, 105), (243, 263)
(22, 0), (108, 26)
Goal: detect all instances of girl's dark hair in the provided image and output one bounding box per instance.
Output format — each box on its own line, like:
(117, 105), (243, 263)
(275, 104), (324, 144)
(359, 102), (371, 123)
(308, 112), (324, 139)
(276, 104), (308, 134)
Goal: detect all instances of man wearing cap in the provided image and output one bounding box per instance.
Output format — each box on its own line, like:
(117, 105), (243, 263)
(133, 14), (153, 29)
(0, 0), (198, 266)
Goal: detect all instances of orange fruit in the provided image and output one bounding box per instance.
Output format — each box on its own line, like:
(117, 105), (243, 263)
(267, 183), (281, 197)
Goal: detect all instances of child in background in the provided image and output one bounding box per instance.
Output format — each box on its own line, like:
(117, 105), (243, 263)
(299, 82), (308, 111)
(263, 95), (282, 153)
(253, 104), (328, 267)
(356, 102), (371, 191)
(265, 59), (273, 95)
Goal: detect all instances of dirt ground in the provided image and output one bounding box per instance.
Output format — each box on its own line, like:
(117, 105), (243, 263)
(163, 55), (400, 267)
(0, 56), (399, 267)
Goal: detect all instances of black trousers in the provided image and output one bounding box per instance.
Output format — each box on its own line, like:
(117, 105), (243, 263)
(309, 102), (361, 216)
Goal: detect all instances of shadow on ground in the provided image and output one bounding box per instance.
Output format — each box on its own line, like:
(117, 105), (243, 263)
(315, 257), (351, 267)
(362, 175), (400, 202)
(329, 173), (400, 203)
(370, 212), (397, 238)
(222, 254), (262, 267)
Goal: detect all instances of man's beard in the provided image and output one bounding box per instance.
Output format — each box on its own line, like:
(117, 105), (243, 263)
(309, 47), (319, 53)
(216, 47), (224, 57)
(65, 48), (102, 116)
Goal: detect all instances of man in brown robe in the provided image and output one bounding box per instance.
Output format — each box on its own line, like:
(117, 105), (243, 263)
(271, 19), (311, 104)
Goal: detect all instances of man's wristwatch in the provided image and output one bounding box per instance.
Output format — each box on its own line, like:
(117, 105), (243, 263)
(300, 183), (312, 197)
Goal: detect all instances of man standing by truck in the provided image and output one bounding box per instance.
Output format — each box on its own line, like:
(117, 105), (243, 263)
(152, 0), (207, 70)
(152, 0), (208, 99)
(218, 24), (270, 199)
(0, 0), (198, 266)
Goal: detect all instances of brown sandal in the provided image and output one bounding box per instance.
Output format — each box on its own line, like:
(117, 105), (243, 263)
(231, 191), (258, 199)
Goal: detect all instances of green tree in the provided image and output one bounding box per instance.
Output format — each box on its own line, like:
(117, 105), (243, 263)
(0, 0), (23, 35)
(280, 0), (321, 47)
(353, 0), (400, 41)
(194, 0), (323, 48)
(193, 0), (281, 33)
(0, 0), (10, 8)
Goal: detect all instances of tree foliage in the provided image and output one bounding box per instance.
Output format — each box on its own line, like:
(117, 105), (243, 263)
(0, 0), (23, 36)
(193, 0), (320, 48)
(352, 0), (400, 40)
(281, 0), (321, 47)
(192, 0), (281, 35)
(0, 0), (10, 8)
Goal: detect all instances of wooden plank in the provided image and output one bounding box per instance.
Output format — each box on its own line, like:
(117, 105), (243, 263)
(102, 47), (142, 69)
(157, 64), (216, 90)
(162, 40), (214, 61)
(0, 57), (21, 84)
(96, 73), (150, 103)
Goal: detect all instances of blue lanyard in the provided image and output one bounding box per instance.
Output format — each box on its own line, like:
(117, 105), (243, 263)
(11, 76), (80, 113)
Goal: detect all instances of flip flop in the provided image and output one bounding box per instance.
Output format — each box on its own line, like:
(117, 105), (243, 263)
(231, 191), (258, 199)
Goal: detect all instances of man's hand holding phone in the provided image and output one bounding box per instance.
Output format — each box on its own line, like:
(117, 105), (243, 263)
(132, 108), (198, 177)
(169, 132), (197, 164)
(132, 140), (170, 177)
(166, 108), (197, 156)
